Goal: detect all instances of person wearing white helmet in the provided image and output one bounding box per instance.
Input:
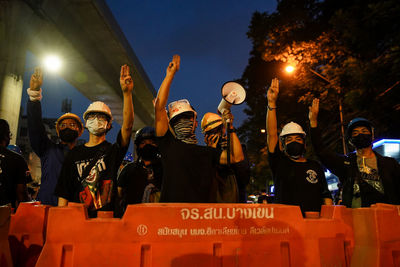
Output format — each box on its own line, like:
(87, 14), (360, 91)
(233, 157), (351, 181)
(201, 112), (250, 203)
(27, 67), (84, 206)
(266, 78), (332, 215)
(154, 55), (243, 203)
(55, 64), (134, 217)
(309, 98), (400, 208)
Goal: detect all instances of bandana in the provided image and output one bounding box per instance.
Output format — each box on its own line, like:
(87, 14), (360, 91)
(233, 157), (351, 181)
(172, 118), (197, 144)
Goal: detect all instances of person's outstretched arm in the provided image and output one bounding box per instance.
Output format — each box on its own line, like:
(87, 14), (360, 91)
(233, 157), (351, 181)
(266, 78), (279, 153)
(219, 112), (245, 164)
(26, 67), (52, 157)
(309, 98), (347, 179)
(154, 55), (180, 137)
(119, 64), (134, 147)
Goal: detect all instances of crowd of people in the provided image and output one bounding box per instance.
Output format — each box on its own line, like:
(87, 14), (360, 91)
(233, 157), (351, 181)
(1, 55), (399, 217)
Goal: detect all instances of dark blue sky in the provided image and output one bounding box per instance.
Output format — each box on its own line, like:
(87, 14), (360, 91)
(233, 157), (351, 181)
(21, 0), (277, 152)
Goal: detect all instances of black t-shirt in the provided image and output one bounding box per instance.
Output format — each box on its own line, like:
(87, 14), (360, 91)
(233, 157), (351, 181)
(157, 130), (221, 203)
(213, 159), (250, 203)
(268, 144), (331, 213)
(54, 132), (128, 216)
(0, 146), (32, 207)
(117, 160), (163, 204)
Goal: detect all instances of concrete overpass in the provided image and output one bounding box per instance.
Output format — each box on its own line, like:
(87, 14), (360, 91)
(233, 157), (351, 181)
(0, 0), (155, 140)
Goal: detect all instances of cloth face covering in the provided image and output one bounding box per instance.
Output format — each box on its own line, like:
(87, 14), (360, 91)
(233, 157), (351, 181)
(172, 118), (197, 144)
(351, 134), (372, 149)
(284, 141), (305, 159)
(59, 128), (79, 142)
(138, 144), (159, 161)
(86, 118), (107, 136)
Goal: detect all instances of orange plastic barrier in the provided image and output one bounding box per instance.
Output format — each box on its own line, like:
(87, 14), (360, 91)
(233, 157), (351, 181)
(8, 202), (49, 267)
(36, 203), (353, 267)
(0, 206), (12, 267)
(350, 203), (400, 267)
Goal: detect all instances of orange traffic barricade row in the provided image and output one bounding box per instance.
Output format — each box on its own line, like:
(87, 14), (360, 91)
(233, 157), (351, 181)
(0, 206), (12, 267)
(350, 203), (400, 267)
(36, 203), (354, 267)
(8, 202), (49, 267)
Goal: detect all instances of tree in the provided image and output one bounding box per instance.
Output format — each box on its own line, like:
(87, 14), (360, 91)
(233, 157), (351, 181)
(239, 0), (400, 193)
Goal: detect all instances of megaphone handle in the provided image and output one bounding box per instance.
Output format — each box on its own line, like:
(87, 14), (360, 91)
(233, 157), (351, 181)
(226, 122), (232, 167)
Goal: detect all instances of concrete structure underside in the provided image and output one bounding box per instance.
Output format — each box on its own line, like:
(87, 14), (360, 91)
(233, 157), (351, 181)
(0, 0), (155, 138)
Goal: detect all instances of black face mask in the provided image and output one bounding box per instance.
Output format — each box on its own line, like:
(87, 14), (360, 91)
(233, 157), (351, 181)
(285, 141), (305, 159)
(351, 134), (372, 149)
(59, 128), (79, 143)
(138, 144), (159, 161)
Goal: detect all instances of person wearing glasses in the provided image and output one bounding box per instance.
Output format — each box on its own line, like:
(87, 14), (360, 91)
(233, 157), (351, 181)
(27, 68), (84, 206)
(54, 65), (134, 217)
(154, 55), (244, 203)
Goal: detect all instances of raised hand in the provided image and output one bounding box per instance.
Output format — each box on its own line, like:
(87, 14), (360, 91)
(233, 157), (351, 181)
(308, 98), (319, 127)
(222, 110), (234, 127)
(166, 55), (180, 76)
(30, 67), (43, 91)
(120, 64), (134, 93)
(204, 133), (220, 148)
(267, 78), (279, 106)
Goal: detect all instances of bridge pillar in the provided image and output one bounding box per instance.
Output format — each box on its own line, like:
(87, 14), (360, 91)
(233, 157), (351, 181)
(0, 1), (29, 142)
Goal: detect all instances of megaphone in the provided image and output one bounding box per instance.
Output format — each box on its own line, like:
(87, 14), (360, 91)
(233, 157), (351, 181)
(217, 81), (246, 114)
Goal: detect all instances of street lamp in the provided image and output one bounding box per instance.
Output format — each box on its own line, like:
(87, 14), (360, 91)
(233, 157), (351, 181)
(285, 65), (348, 154)
(43, 55), (62, 73)
(285, 65), (294, 73)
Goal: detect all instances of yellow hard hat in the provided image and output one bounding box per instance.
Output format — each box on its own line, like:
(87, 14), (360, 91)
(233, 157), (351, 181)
(201, 112), (223, 133)
(55, 113), (84, 136)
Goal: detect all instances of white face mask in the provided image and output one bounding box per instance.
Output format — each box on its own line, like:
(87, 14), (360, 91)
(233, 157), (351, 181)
(86, 118), (108, 136)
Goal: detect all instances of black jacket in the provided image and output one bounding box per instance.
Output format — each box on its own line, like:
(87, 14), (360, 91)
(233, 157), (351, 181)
(310, 127), (400, 207)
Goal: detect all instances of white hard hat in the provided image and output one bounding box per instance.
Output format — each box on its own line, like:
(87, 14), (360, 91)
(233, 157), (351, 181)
(83, 101), (113, 122)
(168, 99), (196, 122)
(279, 122), (306, 138)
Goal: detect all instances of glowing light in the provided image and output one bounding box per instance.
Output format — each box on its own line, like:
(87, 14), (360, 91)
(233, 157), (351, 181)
(285, 65), (295, 73)
(270, 185), (275, 193)
(260, 129), (266, 133)
(43, 55), (62, 72)
(372, 139), (400, 149)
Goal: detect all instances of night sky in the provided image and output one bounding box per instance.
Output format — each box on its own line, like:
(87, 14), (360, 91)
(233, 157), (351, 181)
(21, 0), (277, 153)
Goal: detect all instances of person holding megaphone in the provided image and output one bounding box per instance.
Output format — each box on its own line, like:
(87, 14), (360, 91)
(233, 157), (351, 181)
(154, 55), (244, 203)
(201, 80), (249, 203)
(201, 111), (250, 203)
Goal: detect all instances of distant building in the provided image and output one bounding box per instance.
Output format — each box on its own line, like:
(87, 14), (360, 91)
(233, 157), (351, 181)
(373, 139), (400, 163)
(17, 115), (58, 157)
